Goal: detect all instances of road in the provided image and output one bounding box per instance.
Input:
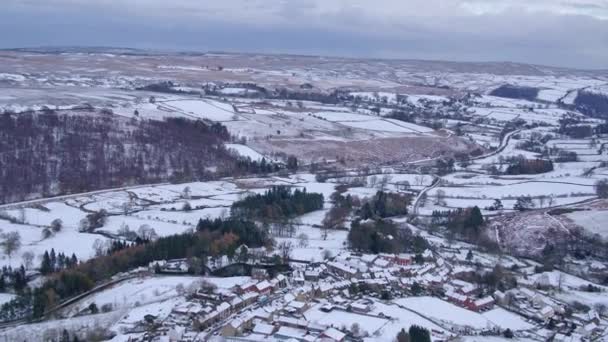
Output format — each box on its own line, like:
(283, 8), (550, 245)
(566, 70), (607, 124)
(412, 177), (440, 216)
(0, 274), (140, 330)
(0, 182), (171, 211)
(469, 129), (521, 162)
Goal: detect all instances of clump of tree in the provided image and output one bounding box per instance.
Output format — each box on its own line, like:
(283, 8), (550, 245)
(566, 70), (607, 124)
(348, 219), (428, 254)
(40, 249), (78, 275)
(0, 265), (28, 293)
(231, 186), (323, 221)
(358, 191), (411, 220)
(490, 84), (539, 101)
(505, 157), (553, 175)
(445, 206), (484, 240)
(596, 179), (608, 198)
(234, 156), (280, 174)
(574, 91), (608, 119)
(514, 196), (535, 211)
(387, 110), (416, 123)
(554, 150), (578, 163)
(78, 210), (108, 232)
(321, 189), (360, 239)
(396, 325), (431, 342)
(196, 217), (270, 248)
(435, 158), (455, 175)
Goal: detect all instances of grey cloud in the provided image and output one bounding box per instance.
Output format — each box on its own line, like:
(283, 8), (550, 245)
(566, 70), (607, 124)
(1, 0), (607, 69)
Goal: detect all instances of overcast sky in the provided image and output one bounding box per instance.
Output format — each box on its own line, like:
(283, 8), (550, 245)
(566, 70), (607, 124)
(2, 0), (607, 69)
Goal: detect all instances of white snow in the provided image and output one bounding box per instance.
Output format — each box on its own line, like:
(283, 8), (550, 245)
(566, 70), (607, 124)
(394, 297), (493, 329)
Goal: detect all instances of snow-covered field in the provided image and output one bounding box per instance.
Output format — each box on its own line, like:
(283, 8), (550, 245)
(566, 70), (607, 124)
(394, 297), (494, 329)
(162, 99), (239, 122)
(0, 174), (341, 269)
(225, 144), (267, 161)
(565, 210), (608, 238)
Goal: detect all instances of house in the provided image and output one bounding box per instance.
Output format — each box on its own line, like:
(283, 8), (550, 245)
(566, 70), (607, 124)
(468, 297), (494, 312)
(374, 258), (391, 268)
(451, 279), (477, 295)
(221, 318), (244, 337)
(172, 302), (203, 318)
(255, 280), (273, 295)
(271, 274), (288, 289)
(161, 259), (190, 274)
(361, 254), (377, 265)
(237, 280), (259, 294)
(320, 327), (346, 341)
(252, 322), (276, 336)
(580, 322), (599, 337)
(554, 333), (584, 342)
(167, 327), (184, 342)
(327, 261), (358, 278)
(305, 269), (321, 281)
(316, 283), (334, 297)
(446, 291), (469, 307)
(198, 311), (219, 330)
(274, 326), (309, 341)
(540, 305), (555, 320)
(276, 316), (310, 330)
(349, 302), (372, 313)
(287, 300), (308, 313)
(216, 302), (232, 320)
(493, 290), (506, 305)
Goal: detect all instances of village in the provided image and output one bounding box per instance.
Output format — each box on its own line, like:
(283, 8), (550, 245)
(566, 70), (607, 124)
(112, 236), (608, 342)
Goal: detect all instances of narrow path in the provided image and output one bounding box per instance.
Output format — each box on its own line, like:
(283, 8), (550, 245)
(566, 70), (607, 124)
(412, 177), (440, 215)
(469, 129), (521, 162)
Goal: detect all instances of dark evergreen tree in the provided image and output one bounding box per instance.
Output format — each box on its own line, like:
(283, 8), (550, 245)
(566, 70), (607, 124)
(409, 325), (431, 342)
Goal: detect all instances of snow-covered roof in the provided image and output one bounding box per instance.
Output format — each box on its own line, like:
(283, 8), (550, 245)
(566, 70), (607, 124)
(252, 323), (275, 335)
(216, 302), (231, 313)
(540, 306), (554, 315)
(327, 261), (357, 275)
(275, 326), (307, 340)
(322, 327), (346, 341)
(256, 280), (272, 291)
(288, 301), (306, 309)
(473, 296), (494, 307)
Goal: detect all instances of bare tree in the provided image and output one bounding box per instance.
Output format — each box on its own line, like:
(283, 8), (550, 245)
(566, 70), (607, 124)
(92, 239), (108, 257)
(415, 175), (425, 187)
(138, 225), (158, 240)
(379, 175), (392, 190)
(297, 233), (309, 248)
(434, 190), (446, 206)
(369, 175), (378, 187)
(538, 195), (548, 208)
(18, 208), (26, 224)
(1, 232), (21, 260)
(22, 251), (34, 270)
(278, 241), (293, 262)
(182, 186), (191, 199)
(547, 195), (555, 207)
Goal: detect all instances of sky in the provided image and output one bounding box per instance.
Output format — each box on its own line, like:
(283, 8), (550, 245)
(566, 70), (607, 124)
(1, 0), (607, 69)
